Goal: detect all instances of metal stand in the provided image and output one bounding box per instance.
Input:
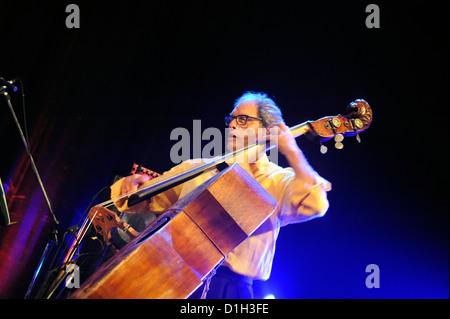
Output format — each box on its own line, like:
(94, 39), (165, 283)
(2, 90), (59, 228)
(1, 87), (60, 298)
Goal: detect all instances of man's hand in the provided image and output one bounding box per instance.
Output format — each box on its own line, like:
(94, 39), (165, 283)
(268, 122), (317, 186)
(267, 122), (301, 157)
(120, 174), (151, 197)
(114, 174), (151, 208)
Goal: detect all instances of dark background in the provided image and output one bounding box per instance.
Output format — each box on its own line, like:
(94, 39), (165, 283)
(0, 0), (448, 298)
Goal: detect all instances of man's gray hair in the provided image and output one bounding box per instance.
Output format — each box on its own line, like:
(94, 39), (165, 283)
(234, 91), (284, 127)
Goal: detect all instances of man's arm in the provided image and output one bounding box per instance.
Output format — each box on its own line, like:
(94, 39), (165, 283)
(110, 174), (151, 214)
(109, 161), (195, 214)
(269, 122), (331, 225)
(270, 122), (320, 186)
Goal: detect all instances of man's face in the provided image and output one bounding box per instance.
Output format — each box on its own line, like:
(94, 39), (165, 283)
(226, 100), (265, 152)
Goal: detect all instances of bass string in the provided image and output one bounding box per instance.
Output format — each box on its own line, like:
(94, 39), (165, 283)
(95, 122), (309, 209)
(95, 140), (267, 209)
(62, 208), (99, 264)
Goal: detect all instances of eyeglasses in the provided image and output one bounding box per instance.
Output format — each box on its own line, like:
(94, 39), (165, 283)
(225, 114), (264, 126)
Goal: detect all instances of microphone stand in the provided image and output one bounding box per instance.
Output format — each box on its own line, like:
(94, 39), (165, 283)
(1, 87), (61, 298)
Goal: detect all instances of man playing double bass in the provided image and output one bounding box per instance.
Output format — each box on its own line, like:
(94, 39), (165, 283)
(110, 91), (331, 299)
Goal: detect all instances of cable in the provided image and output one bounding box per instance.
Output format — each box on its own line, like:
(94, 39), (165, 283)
(16, 78), (30, 150)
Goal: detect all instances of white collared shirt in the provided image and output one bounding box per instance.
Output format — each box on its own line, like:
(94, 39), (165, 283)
(111, 154), (331, 280)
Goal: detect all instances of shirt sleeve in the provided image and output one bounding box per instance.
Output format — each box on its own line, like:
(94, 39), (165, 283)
(276, 168), (331, 227)
(109, 161), (194, 214)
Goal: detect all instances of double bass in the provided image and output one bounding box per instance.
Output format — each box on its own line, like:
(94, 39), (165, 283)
(69, 99), (373, 299)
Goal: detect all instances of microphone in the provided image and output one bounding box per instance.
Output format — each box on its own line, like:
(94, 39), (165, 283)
(0, 76), (18, 92)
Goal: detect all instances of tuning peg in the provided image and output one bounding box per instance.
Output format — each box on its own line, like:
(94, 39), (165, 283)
(334, 142), (344, 149)
(334, 133), (344, 143)
(320, 144), (328, 154)
(333, 133), (344, 149)
(351, 119), (363, 143)
(355, 133), (361, 143)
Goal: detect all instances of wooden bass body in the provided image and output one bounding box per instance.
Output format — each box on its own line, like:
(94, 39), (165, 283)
(70, 163), (277, 299)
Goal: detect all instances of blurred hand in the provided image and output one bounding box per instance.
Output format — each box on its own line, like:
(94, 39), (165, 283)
(120, 174), (151, 197)
(267, 122), (300, 157)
